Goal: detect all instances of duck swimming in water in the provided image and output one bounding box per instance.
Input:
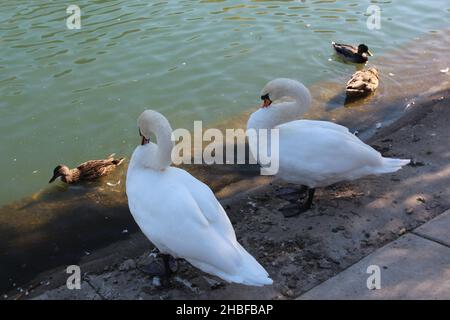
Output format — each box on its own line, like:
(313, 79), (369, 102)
(332, 42), (373, 63)
(247, 78), (410, 217)
(346, 67), (379, 99)
(49, 154), (125, 184)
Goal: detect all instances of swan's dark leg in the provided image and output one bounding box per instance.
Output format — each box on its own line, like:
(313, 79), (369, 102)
(298, 188), (315, 213)
(280, 186), (315, 217)
(140, 252), (178, 277)
(298, 185), (308, 194)
(162, 254), (179, 274)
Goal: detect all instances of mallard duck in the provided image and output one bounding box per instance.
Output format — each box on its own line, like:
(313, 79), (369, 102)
(346, 67), (379, 98)
(247, 78), (409, 217)
(332, 42), (373, 63)
(49, 154), (125, 184)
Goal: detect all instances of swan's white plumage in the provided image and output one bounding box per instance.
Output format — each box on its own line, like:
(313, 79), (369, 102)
(247, 79), (410, 188)
(275, 120), (408, 187)
(126, 110), (272, 286)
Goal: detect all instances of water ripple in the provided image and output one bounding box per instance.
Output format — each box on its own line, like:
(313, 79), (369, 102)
(0, 0), (448, 207)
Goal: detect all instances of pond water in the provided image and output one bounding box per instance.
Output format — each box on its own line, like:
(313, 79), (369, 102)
(0, 0), (449, 206)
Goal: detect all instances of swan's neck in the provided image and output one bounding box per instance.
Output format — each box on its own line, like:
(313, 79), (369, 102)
(132, 121), (174, 171)
(247, 84), (311, 130)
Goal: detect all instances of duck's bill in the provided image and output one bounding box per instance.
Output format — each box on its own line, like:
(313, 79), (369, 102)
(48, 175), (57, 183)
(261, 98), (272, 108)
(367, 50), (373, 56)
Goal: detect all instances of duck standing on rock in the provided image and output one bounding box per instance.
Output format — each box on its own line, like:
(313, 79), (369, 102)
(49, 154), (125, 184)
(332, 42), (373, 63)
(346, 67), (379, 99)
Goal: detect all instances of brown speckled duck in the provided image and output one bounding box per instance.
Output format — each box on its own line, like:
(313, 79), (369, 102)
(49, 154), (125, 184)
(346, 67), (379, 99)
(332, 42), (373, 63)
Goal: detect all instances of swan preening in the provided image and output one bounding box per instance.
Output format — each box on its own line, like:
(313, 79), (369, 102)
(125, 79), (409, 286)
(247, 78), (410, 217)
(126, 110), (272, 286)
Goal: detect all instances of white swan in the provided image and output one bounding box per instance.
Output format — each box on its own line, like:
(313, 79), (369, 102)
(247, 78), (410, 217)
(126, 110), (272, 286)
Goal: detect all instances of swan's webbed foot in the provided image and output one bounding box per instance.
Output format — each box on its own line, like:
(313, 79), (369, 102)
(279, 187), (315, 217)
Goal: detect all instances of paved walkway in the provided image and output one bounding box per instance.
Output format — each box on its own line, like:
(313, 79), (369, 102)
(298, 209), (450, 300)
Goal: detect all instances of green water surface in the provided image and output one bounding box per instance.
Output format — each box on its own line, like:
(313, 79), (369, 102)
(0, 0), (449, 205)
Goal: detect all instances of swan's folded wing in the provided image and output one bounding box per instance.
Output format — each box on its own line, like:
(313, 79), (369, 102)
(176, 168), (238, 238)
(129, 174), (241, 275)
(278, 122), (383, 179)
(279, 120), (352, 135)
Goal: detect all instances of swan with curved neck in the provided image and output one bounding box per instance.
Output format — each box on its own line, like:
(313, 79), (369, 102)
(247, 78), (311, 131)
(131, 110), (174, 171)
(127, 110), (272, 286)
(247, 78), (410, 217)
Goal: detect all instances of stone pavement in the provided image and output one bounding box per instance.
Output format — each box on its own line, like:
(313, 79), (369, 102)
(298, 209), (450, 300)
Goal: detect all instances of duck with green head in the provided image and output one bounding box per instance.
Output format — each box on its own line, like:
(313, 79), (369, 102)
(332, 42), (373, 63)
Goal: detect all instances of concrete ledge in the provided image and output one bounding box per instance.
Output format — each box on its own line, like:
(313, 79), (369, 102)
(297, 233), (450, 300)
(414, 209), (450, 247)
(33, 281), (100, 300)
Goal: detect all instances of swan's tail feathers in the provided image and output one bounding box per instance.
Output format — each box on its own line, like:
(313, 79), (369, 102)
(375, 157), (410, 174)
(235, 243), (273, 287)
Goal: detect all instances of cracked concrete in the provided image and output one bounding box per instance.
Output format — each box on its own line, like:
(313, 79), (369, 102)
(298, 211), (450, 300)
